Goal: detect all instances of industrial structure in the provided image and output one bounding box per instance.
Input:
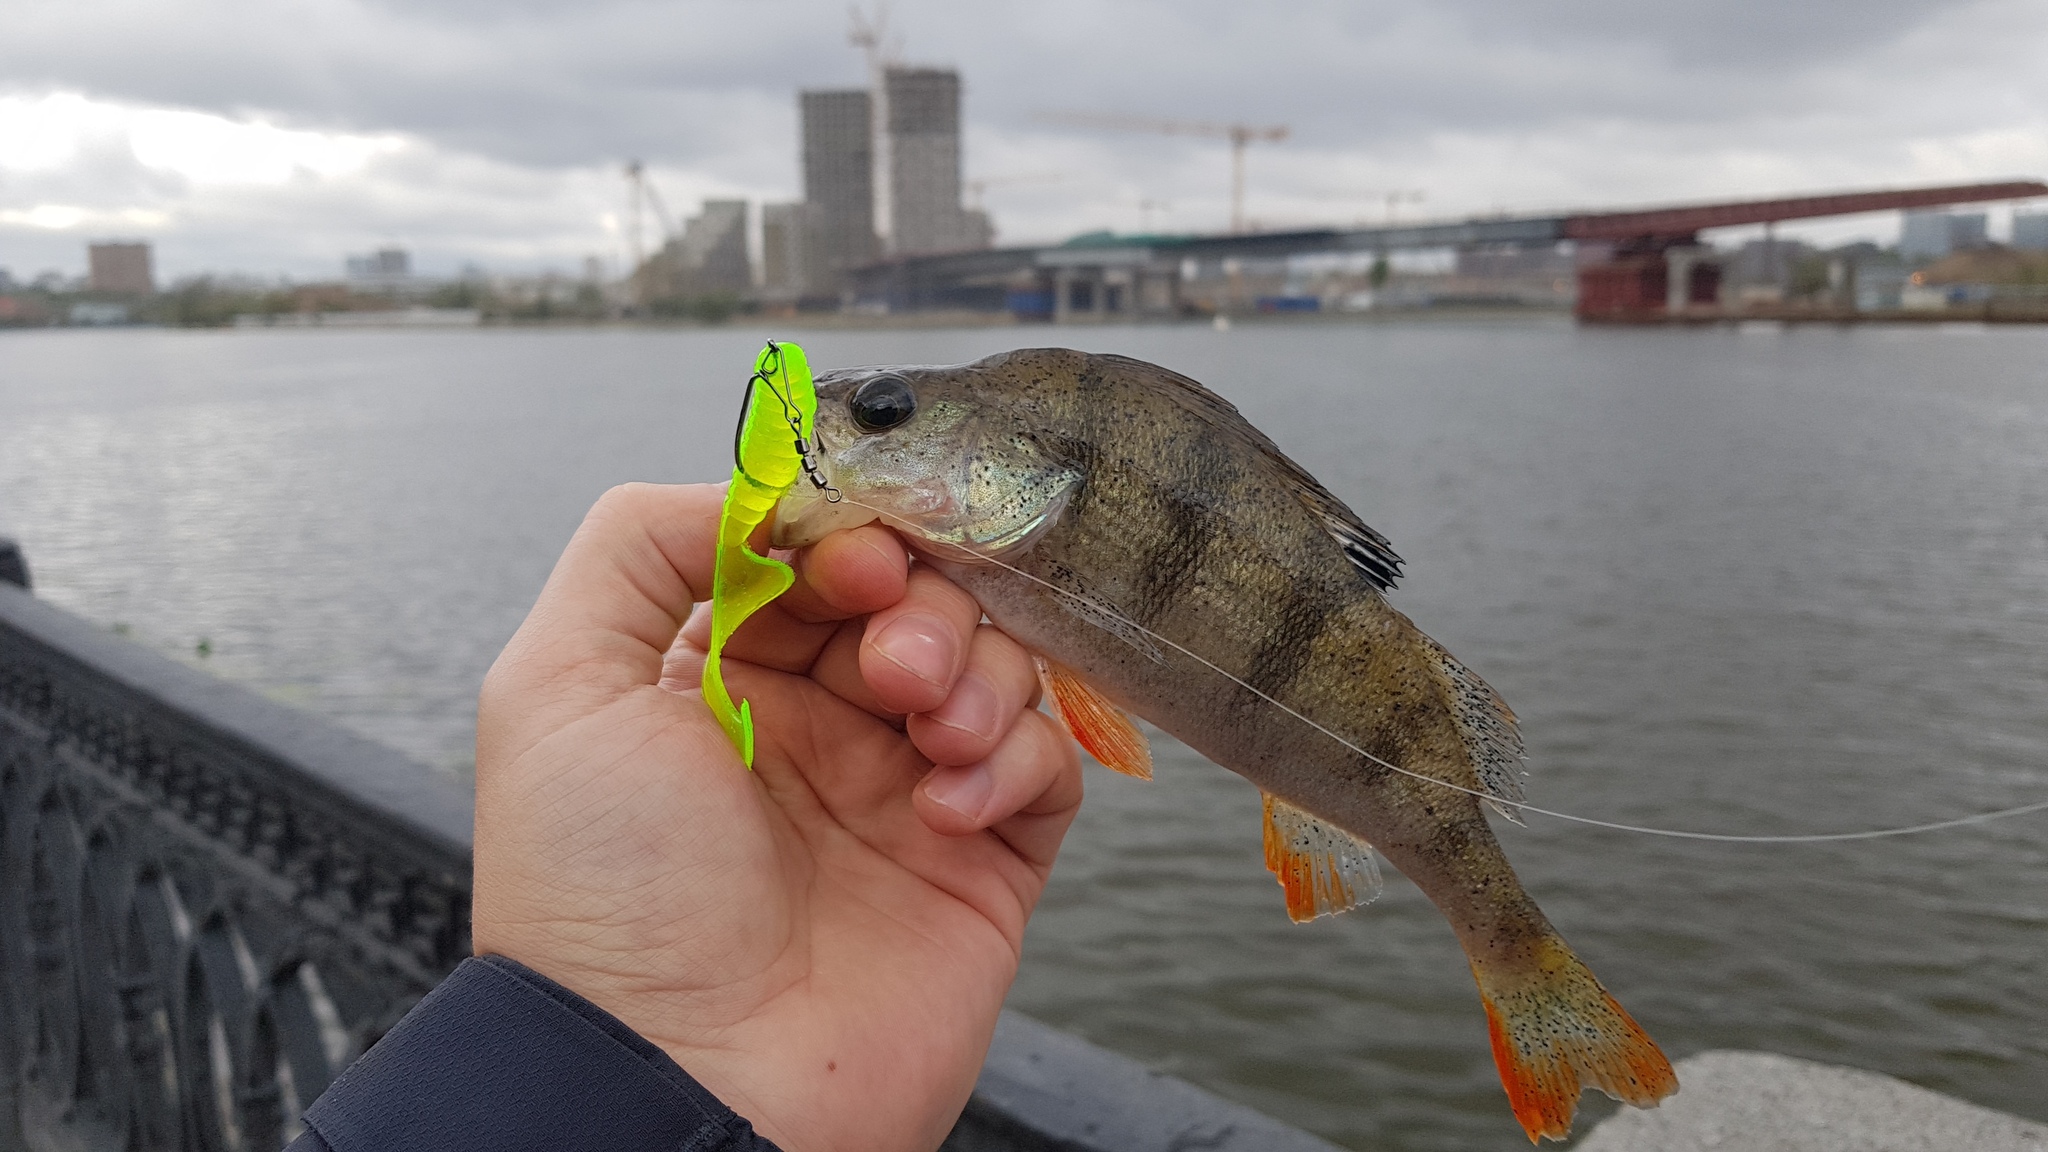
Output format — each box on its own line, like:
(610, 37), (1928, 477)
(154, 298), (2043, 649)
(799, 88), (880, 296)
(2016, 211), (2048, 250)
(1900, 210), (1990, 260)
(624, 25), (991, 309)
(789, 67), (990, 300)
(846, 179), (2048, 322)
(344, 247), (413, 292)
(636, 199), (750, 300)
(759, 201), (808, 299)
(86, 242), (153, 294)
(886, 68), (992, 256)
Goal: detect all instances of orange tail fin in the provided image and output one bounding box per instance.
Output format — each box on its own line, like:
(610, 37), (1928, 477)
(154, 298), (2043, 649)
(1472, 936), (1677, 1142)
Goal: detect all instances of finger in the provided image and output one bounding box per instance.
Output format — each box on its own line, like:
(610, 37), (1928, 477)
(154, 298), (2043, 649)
(798, 619), (897, 723)
(482, 484), (719, 740)
(914, 709), (1082, 848)
(857, 567), (984, 716)
(906, 626), (1041, 767)
(779, 525), (909, 623)
(675, 525), (909, 675)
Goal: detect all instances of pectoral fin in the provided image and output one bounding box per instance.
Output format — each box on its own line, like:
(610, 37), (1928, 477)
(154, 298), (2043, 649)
(1035, 658), (1153, 780)
(1262, 793), (1384, 922)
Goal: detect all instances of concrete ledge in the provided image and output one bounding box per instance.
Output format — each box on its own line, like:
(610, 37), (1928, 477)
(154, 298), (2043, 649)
(1577, 1051), (2048, 1152)
(944, 1010), (1346, 1152)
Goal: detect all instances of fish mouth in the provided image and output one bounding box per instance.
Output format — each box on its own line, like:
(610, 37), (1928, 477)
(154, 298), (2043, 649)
(769, 482), (881, 549)
(772, 482), (1001, 570)
(772, 476), (1070, 567)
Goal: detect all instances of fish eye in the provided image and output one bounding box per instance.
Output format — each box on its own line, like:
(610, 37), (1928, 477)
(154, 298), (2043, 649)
(849, 374), (916, 433)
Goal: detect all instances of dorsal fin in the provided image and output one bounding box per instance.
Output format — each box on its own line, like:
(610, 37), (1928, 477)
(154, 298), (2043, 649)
(1090, 353), (1404, 592)
(1421, 638), (1527, 822)
(1036, 657), (1153, 779)
(1262, 792), (1384, 921)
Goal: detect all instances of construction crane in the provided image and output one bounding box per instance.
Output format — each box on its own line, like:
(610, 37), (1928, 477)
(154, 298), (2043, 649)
(1037, 111), (1289, 234)
(623, 161), (679, 305)
(964, 172), (1066, 212)
(846, 3), (902, 78)
(623, 161), (679, 271)
(847, 4), (902, 246)
(1360, 189), (1425, 224)
(1136, 196), (1171, 233)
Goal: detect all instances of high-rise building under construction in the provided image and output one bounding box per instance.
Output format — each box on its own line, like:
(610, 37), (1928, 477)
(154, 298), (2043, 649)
(759, 202), (808, 296)
(800, 89), (879, 294)
(884, 67), (991, 257)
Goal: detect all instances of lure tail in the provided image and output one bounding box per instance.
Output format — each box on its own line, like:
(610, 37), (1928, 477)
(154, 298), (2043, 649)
(1470, 935), (1677, 1142)
(703, 340), (817, 767)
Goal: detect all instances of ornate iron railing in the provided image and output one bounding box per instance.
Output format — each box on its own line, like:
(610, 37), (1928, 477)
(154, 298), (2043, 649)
(0, 545), (1337, 1152)
(0, 573), (472, 1151)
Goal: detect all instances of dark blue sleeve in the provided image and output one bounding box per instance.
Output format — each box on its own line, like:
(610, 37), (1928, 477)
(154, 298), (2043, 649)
(287, 954), (782, 1152)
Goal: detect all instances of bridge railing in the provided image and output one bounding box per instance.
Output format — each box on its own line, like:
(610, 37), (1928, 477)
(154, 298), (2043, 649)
(0, 544), (1338, 1152)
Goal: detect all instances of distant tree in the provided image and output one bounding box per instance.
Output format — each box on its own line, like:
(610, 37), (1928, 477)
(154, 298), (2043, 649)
(1787, 256), (1833, 301)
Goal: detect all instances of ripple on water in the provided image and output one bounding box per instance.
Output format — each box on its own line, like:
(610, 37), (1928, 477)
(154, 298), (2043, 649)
(6, 322), (2048, 1149)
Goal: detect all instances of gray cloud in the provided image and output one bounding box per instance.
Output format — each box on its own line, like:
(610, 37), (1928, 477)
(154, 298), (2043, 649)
(3, 0), (2023, 162)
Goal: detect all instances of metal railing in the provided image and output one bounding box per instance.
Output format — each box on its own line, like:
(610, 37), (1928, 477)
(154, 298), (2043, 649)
(0, 542), (1338, 1152)
(0, 555), (472, 1151)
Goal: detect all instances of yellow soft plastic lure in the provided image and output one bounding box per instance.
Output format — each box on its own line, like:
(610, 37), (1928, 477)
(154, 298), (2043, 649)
(704, 340), (820, 767)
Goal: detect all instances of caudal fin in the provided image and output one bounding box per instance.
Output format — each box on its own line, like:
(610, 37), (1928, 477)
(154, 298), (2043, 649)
(1472, 936), (1677, 1142)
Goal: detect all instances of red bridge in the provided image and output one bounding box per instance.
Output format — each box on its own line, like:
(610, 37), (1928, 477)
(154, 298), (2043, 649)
(1562, 180), (2048, 319)
(848, 179), (2048, 320)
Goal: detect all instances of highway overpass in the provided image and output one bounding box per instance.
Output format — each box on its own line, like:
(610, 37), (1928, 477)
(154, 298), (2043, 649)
(845, 179), (2048, 321)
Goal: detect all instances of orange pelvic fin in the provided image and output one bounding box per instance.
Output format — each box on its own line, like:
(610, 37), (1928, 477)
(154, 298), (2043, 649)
(1035, 657), (1153, 779)
(1473, 937), (1678, 1142)
(1260, 792), (1384, 922)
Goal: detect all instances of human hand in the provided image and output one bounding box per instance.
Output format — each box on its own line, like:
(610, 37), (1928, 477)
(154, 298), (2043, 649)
(472, 483), (1082, 1152)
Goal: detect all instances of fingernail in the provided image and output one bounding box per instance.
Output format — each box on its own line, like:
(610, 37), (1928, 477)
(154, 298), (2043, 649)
(871, 614), (954, 689)
(929, 671), (1002, 742)
(924, 763), (994, 821)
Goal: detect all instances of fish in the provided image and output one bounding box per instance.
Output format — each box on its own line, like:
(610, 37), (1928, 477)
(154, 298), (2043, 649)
(770, 348), (1677, 1141)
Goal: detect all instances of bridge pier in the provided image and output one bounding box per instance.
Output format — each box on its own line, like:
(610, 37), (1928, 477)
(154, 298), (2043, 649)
(1575, 232), (1721, 321)
(1038, 247), (1177, 323)
(1664, 245), (1720, 314)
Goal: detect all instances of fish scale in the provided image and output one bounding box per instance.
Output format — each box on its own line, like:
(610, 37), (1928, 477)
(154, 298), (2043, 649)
(772, 347), (1677, 1142)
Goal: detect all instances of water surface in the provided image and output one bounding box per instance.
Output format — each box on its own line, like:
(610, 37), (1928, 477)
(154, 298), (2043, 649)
(4, 321), (2045, 1149)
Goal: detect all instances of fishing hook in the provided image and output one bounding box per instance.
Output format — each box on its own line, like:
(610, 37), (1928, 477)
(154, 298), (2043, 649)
(737, 339), (840, 501)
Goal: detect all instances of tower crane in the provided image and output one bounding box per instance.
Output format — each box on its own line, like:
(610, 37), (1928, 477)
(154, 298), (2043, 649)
(1359, 189), (1425, 224)
(624, 161), (679, 269)
(963, 172), (1066, 212)
(623, 161), (679, 306)
(847, 4), (903, 247)
(1036, 111), (1289, 234)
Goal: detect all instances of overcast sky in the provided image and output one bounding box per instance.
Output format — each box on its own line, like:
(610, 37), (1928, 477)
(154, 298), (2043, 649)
(3, 0), (2046, 281)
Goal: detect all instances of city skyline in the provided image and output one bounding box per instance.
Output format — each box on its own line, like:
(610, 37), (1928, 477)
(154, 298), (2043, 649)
(2, 0), (2046, 281)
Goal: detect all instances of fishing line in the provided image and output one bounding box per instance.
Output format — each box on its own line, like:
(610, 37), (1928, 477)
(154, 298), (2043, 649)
(830, 496), (2048, 844)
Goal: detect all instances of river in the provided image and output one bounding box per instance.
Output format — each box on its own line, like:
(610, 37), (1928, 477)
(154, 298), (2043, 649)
(4, 319), (2045, 1149)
